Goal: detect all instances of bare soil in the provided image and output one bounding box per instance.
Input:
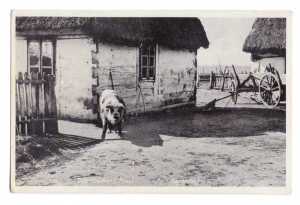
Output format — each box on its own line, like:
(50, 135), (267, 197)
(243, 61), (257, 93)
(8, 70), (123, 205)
(15, 105), (286, 187)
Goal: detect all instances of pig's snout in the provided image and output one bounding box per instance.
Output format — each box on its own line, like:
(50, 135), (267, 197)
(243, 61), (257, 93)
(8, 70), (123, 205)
(113, 113), (120, 120)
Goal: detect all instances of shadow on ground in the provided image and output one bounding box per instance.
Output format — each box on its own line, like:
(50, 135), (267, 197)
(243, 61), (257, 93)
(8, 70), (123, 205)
(54, 134), (99, 149)
(16, 133), (100, 163)
(121, 108), (286, 147)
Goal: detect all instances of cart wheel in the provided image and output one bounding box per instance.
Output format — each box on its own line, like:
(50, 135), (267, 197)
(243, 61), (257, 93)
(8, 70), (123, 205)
(259, 73), (281, 108)
(230, 80), (237, 104)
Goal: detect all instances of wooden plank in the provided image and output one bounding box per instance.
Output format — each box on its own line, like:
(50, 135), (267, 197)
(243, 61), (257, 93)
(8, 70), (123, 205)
(15, 74), (21, 135)
(16, 79), (47, 84)
(16, 118), (57, 123)
(31, 73), (37, 118)
(237, 87), (259, 93)
(214, 74), (217, 87)
(221, 75), (225, 91)
(44, 73), (50, 118)
(24, 72), (31, 134)
(18, 73), (25, 118)
(30, 72), (37, 135)
(24, 72), (32, 117)
(36, 72), (44, 134)
(210, 71), (213, 89)
(49, 74), (58, 131)
(38, 72), (45, 118)
(136, 47), (140, 112)
(18, 72), (25, 134)
(15, 75), (20, 118)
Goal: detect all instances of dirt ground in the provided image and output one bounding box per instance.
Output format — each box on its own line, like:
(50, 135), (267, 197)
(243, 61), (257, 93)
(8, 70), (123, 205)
(15, 102), (286, 187)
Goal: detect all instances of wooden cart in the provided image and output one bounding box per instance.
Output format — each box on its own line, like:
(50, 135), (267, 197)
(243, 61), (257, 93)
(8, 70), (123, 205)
(230, 64), (286, 108)
(206, 64), (286, 109)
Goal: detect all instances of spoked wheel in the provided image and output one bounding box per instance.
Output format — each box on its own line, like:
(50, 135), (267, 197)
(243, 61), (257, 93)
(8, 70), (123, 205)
(259, 73), (281, 108)
(230, 80), (238, 104)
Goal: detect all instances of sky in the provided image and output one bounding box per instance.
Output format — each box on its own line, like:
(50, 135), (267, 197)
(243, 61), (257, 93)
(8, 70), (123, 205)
(197, 18), (256, 68)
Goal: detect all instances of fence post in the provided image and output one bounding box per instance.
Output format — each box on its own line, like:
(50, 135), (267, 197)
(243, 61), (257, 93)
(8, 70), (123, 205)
(44, 74), (58, 134)
(221, 75), (225, 91)
(49, 74), (58, 134)
(210, 71), (213, 89)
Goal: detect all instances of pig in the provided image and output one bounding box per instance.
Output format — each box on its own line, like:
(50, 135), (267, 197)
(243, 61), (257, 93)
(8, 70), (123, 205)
(99, 90), (126, 141)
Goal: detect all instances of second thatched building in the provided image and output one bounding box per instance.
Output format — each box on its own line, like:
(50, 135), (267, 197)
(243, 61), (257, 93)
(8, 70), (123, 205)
(243, 18), (286, 75)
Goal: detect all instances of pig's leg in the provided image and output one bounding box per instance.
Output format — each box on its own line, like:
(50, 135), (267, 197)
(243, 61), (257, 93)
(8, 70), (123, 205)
(117, 122), (122, 137)
(101, 119), (108, 141)
(108, 123), (113, 133)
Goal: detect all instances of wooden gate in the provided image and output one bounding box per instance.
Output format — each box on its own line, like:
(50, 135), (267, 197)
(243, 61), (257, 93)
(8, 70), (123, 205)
(15, 72), (58, 135)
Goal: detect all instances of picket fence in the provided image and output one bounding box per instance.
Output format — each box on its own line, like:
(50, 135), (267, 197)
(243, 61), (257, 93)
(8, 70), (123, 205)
(15, 72), (58, 135)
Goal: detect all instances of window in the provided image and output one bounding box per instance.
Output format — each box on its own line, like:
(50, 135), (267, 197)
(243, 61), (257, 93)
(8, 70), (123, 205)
(28, 39), (55, 75)
(139, 44), (156, 81)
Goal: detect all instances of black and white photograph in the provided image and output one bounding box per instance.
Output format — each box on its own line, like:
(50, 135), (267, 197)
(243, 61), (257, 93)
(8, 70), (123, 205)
(10, 10), (291, 194)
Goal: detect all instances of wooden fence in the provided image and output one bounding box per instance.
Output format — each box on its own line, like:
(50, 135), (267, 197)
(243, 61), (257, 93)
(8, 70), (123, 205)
(212, 73), (233, 91)
(210, 72), (234, 91)
(15, 72), (58, 135)
(197, 73), (211, 88)
(197, 72), (234, 91)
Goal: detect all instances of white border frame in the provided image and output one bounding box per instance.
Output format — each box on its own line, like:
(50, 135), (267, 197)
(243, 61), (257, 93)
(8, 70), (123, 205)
(10, 10), (292, 194)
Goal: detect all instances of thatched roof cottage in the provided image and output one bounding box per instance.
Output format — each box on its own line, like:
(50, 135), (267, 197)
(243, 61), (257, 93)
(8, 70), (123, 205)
(16, 17), (209, 120)
(243, 18), (286, 74)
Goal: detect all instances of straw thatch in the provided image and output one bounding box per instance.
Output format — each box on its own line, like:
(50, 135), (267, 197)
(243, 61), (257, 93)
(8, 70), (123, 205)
(243, 18), (286, 56)
(16, 17), (91, 30)
(16, 17), (209, 50)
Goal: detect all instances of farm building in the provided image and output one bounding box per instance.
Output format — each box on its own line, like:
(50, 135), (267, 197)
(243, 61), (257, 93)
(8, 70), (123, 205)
(15, 17), (209, 120)
(243, 18), (286, 74)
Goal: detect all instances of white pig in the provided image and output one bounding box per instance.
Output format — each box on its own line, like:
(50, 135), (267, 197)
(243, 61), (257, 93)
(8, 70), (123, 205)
(99, 90), (126, 141)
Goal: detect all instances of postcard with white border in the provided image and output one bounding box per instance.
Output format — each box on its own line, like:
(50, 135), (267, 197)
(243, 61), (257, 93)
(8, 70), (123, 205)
(11, 10), (292, 194)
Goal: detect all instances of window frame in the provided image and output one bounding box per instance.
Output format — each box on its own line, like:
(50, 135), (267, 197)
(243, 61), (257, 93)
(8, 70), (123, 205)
(27, 37), (56, 75)
(139, 43), (156, 81)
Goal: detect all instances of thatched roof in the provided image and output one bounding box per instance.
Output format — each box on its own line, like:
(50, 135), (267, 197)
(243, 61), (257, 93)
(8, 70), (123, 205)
(243, 18), (286, 56)
(16, 17), (90, 30)
(16, 17), (209, 50)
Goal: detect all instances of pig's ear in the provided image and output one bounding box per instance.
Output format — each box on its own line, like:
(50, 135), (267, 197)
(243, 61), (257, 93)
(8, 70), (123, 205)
(119, 104), (125, 110)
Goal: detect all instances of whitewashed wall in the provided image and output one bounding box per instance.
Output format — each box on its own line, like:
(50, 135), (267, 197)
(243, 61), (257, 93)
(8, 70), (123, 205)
(15, 37), (27, 74)
(15, 35), (198, 119)
(134, 46), (197, 112)
(250, 57), (286, 74)
(55, 37), (96, 120)
(157, 46), (196, 106)
(92, 44), (197, 113)
(92, 43), (137, 113)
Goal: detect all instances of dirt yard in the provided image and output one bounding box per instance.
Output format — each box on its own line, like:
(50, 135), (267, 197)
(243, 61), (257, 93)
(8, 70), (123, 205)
(15, 105), (286, 187)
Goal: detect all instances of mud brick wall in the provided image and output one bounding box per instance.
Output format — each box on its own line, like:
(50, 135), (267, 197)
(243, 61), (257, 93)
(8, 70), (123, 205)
(55, 36), (96, 120)
(92, 43), (137, 113)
